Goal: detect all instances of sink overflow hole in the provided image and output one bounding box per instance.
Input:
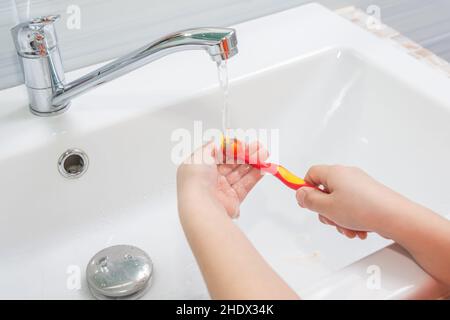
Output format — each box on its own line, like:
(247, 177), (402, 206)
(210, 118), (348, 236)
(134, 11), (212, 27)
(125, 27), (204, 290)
(58, 149), (89, 179)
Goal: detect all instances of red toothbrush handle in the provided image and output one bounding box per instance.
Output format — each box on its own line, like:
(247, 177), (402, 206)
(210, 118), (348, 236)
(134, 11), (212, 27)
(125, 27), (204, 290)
(221, 136), (321, 191)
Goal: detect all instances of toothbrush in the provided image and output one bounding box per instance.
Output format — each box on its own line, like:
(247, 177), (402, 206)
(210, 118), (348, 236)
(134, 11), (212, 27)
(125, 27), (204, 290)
(220, 136), (317, 191)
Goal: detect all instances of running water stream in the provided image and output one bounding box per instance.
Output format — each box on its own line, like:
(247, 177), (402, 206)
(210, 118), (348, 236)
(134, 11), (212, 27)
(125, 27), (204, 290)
(217, 60), (230, 135)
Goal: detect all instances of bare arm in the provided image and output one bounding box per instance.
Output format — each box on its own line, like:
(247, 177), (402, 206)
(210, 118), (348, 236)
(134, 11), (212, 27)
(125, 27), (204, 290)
(178, 187), (298, 299)
(377, 199), (450, 286)
(177, 142), (299, 299)
(296, 165), (450, 286)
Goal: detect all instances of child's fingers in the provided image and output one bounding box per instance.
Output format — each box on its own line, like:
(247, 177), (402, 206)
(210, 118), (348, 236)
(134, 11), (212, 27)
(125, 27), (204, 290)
(218, 141), (268, 176)
(232, 168), (264, 201)
(296, 187), (332, 216)
(218, 163), (239, 175)
(225, 141), (269, 184)
(225, 164), (253, 185)
(304, 165), (331, 191)
(343, 229), (357, 239)
(357, 231), (368, 240)
(338, 226), (368, 240)
(246, 141), (269, 164)
(318, 215), (336, 226)
(336, 227), (357, 239)
(343, 229), (368, 240)
(319, 215), (367, 240)
(219, 140), (269, 171)
(225, 141), (268, 201)
(217, 143), (250, 175)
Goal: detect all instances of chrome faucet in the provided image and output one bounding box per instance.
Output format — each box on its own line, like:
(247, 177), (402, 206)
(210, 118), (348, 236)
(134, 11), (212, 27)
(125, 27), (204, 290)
(11, 15), (238, 116)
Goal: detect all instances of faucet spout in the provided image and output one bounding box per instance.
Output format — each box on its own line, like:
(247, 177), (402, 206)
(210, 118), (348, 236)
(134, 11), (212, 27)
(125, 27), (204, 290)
(52, 28), (238, 108)
(11, 16), (238, 116)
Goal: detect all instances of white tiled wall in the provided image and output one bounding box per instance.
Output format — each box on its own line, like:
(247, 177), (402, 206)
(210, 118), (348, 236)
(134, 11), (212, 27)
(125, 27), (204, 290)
(1, 0), (450, 90)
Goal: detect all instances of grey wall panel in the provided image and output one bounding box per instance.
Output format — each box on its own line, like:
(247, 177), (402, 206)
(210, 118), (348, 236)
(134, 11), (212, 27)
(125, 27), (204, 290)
(0, 0), (449, 90)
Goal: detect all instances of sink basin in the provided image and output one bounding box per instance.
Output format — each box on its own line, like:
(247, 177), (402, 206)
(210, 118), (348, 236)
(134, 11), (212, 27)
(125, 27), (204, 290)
(230, 47), (450, 297)
(0, 4), (449, 299)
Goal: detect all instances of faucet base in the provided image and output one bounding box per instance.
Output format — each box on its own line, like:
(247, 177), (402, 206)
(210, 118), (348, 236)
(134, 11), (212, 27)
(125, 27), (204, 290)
(29, 102), (70, 117)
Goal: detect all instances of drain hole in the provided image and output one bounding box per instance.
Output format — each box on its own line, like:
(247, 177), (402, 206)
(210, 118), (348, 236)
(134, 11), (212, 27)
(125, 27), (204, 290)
(64, 154), (84, 174)
(58, 149), (89, 179)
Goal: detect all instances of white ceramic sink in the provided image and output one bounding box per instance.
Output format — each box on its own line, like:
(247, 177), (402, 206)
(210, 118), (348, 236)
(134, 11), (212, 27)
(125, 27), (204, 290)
(0, 4), (449, 299)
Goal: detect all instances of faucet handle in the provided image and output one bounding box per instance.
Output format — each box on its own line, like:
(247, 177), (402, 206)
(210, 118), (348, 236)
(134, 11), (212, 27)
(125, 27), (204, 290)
(10, 15), (67, 115)
(11, 15), (60, 57)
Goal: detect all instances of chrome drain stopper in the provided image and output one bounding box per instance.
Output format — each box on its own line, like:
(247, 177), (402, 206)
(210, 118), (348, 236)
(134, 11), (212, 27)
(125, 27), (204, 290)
(86, 245), (153, 300)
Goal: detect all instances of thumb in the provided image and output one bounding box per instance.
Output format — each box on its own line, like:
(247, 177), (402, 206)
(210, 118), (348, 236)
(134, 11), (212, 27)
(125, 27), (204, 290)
(296, 187), (331, 214)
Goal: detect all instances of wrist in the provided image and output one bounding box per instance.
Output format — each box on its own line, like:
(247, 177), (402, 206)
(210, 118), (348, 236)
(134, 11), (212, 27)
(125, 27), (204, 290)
(370, 193), (419, 239)
(178, 185), (226, 219)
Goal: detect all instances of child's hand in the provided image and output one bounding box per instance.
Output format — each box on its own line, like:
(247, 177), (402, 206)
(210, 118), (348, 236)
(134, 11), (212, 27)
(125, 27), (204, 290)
(177, 142), (300, 299)
(177, 141), (268, 218)
(296, 165), (406, 240)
